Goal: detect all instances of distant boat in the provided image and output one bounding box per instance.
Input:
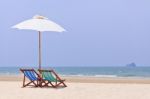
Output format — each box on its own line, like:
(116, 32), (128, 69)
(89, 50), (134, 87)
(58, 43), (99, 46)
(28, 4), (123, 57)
(126, 62), (136, 67)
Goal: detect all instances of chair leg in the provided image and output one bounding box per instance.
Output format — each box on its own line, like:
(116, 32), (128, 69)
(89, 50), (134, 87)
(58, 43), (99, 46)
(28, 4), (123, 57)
(22, 79), (38, 87)
(56, 81), (67, 87)
(22, 75), (25, 87)
(49, 82), (56, 88)
(23, 81), (33, 87)
(33, 81), (38, 87)
(62, 82), (67, 87)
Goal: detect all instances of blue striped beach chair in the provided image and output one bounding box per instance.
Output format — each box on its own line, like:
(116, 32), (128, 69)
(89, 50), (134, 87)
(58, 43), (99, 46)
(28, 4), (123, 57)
(20, 69), (41, 87)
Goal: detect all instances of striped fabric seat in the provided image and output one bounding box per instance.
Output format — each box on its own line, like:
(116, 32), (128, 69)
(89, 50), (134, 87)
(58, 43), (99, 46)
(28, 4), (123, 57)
(42, 71), (57, 82)
(24, 71), (38, 81)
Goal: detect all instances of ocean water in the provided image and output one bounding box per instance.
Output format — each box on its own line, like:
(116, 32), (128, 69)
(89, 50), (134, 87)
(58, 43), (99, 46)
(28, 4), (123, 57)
(0, 67), (150, 78)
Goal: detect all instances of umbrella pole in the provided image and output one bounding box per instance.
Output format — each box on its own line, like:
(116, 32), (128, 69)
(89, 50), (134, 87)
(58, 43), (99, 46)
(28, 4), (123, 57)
(39, 31), (42, 69)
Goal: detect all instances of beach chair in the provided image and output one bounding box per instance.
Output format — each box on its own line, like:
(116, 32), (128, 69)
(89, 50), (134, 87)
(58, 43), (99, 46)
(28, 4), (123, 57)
(38, 69), (67, 88)
(20, 69), (41, 87)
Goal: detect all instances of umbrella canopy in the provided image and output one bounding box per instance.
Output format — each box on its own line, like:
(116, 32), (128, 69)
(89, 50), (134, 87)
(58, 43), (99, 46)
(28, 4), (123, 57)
(12, 15), (65, 32)
(12, 15), (66, 69)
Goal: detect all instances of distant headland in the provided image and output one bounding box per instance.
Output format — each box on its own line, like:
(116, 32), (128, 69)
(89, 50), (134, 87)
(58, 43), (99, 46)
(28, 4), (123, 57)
(126, 62), (136, 67)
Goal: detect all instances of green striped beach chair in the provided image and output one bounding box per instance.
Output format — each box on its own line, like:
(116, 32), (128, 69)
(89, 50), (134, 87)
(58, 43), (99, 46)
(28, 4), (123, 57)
(38, 69), (67, 88)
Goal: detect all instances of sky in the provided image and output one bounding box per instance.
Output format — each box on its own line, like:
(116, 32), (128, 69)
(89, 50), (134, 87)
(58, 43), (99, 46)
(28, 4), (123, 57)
(0, 0), (150, 67)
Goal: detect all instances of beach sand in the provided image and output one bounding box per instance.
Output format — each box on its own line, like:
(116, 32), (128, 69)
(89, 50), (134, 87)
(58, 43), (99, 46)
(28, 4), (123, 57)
(0, 75), (150, 99)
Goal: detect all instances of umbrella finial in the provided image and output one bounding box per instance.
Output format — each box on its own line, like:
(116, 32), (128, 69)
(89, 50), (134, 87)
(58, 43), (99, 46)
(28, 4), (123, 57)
(33, 15), (48, 20)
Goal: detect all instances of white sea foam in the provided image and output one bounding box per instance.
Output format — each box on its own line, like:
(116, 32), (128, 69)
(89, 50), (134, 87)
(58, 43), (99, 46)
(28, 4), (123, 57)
(61, 74), (118, 78)
(94, 75), (118, 78)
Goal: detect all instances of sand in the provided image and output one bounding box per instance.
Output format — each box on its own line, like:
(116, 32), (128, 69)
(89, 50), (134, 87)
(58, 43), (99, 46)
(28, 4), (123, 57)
(0, 75), (150, 99)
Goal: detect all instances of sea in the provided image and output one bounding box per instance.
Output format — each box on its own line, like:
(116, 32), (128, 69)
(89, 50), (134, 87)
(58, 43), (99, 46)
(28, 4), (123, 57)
(0, 67), (150, 78)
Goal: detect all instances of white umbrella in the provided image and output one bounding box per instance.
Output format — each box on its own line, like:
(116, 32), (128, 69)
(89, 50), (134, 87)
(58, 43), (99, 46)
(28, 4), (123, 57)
(12, 15), (66, 69)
